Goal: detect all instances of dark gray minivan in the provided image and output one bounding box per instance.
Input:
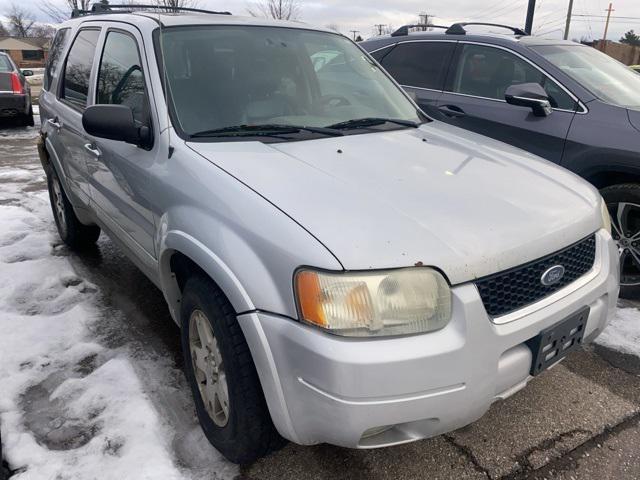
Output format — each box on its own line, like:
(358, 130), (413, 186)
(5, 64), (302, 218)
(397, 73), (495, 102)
(362, 24), (640, 297)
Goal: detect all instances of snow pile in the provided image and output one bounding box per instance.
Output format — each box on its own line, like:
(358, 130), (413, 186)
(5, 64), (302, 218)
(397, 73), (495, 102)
(0, 162), (188, 477)
(596, 306), (640, 358)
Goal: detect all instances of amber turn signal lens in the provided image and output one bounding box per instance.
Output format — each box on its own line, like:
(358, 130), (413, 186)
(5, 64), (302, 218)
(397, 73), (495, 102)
(296, 270), (326, 327)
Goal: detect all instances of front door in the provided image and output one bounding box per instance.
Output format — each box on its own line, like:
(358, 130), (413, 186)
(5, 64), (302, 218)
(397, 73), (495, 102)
(85, 25), (158, 260)
(437, 43), (578, 163)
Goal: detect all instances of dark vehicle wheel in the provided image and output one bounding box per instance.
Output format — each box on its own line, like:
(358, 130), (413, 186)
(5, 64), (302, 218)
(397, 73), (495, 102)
(47, 167), (101, 250)
(23, 106), (34, 127)
(180, 273), (285, 464)
(601, 183), (640, 298)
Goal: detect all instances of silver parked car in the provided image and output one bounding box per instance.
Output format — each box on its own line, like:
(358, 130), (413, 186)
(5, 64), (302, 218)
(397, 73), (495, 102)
(38, 5), (619, 464)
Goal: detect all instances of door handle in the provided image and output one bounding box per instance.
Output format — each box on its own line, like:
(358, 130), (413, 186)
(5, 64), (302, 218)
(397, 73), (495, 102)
(84, 143), (101, 157)
(47, 118), (62, 129)
(438, 105), (466, 118)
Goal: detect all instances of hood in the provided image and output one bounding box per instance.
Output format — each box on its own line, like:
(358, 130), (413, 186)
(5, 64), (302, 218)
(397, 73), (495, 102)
(187, 122), (602, 284)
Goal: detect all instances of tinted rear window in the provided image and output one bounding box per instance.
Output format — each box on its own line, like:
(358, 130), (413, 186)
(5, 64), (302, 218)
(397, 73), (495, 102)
(45, 28), (70, 91)
(380, 42), (455, 90)
(0, 55), (14, 73)
(62, 29), (100, 110)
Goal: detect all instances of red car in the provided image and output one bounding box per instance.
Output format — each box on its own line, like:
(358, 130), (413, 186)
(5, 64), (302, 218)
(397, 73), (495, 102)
(0, 51), (34, 127)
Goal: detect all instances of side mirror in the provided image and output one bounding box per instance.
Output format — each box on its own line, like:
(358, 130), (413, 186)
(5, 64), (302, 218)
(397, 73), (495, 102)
(505, 83), (552, 117)
(22, 69), (34, 77)
(82, 105), (151, 148)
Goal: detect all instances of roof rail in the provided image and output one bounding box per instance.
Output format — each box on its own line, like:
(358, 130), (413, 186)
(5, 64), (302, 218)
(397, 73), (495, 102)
(71, 3), (231, 18)
(445, 22), (527, 36)
(391, 24), (448, 37)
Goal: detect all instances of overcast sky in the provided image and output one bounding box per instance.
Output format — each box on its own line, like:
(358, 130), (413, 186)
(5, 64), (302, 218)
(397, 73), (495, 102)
(2, 0), (638, 41)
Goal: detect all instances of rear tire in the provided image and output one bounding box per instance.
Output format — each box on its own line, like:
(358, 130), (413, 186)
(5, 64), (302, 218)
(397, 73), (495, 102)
(18, 106), (34, 127)
(180, 273), (285, 464)
(47, 167), (101, 251)
(601, 183), (640, 299)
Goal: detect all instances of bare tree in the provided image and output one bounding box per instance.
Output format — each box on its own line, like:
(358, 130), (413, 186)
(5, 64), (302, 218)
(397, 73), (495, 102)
(325, 23), (340, 32)
(247, 0), (301, 20)
(0, 22), (8, 36)
(5, 4), (35, 37)
(31, 24), (57, 45)
(41, 0), (92, 23)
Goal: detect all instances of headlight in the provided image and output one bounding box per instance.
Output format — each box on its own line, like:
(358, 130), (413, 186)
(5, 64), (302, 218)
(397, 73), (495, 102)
(295, 268), (452, 337)
(601, 199), (612, 234)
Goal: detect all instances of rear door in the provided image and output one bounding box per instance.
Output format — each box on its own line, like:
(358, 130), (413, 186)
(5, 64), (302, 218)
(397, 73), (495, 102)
(85, 24), (158, 260)
(437, 42), (579, 163)
(376, 41), (456, 117)
(51, 27), (101, 204)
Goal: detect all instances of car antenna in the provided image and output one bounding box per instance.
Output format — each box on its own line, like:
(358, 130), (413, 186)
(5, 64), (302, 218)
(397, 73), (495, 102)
(158, 10), (174, 158)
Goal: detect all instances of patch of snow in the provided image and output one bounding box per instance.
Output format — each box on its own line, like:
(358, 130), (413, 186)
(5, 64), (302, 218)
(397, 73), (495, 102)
(595, 307), (640, 358)
(0, 140), (234, 478)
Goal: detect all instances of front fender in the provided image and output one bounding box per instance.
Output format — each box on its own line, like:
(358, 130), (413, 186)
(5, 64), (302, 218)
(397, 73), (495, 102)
(159, 228), (255, 322)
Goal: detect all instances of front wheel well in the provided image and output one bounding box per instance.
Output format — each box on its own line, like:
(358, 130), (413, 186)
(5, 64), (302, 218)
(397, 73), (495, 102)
(584, 170), (640, 190)
(169, 251), (210, 294)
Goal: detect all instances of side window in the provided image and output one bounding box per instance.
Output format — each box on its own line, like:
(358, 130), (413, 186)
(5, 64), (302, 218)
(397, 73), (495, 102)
(370, 45), (395, 63)
(380, 42), (455, 90)
(44, 28), (70, 91)
(96, 31), (149, 124)
(449, 44), (576, 110)
(61, 29), (101, 110)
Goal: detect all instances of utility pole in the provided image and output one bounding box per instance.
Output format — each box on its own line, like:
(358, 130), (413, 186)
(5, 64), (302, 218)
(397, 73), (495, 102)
(419, 13), (430, 31)
(350, 30), (360, 40)
(524, 0), (536, 34)
(601, 2), (614, 52)
(563, 0), (574, 40)
(374, 24), (386, 36)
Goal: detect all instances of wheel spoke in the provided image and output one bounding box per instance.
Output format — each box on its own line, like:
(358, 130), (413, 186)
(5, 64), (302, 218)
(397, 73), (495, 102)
(616, 202), (629, 235)
(192, 345), (208, 373)
(195, 314), (215, 349)
(611, 219), (623, 239)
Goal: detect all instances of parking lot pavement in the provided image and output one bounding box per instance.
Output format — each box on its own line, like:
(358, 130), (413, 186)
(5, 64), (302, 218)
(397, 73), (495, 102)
(1, 114), (639, 479)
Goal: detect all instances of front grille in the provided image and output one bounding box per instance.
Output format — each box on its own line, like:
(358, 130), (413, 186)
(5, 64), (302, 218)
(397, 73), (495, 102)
(475, 235), (596, 317)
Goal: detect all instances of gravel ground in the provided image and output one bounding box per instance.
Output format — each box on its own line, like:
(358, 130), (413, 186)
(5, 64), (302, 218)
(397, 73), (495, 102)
(0, 111), (639, 480)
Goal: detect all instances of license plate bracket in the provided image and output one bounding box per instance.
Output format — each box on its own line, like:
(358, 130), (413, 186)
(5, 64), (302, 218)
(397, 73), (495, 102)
(527, 307), (589, 376)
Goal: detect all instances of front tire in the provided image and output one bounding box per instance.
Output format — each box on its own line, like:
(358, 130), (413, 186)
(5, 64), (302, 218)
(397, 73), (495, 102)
(47, 167), (100, 250)
(601, 183), (640, 299)
(180, 274), (285, 464)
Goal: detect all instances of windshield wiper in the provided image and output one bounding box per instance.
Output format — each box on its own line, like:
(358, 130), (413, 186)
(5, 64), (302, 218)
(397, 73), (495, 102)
(190, 124), (343, 138)
(325, 117), (420, 130)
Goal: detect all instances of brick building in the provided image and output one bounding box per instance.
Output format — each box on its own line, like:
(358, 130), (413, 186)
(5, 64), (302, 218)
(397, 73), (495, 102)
(0, 37), (48, 68)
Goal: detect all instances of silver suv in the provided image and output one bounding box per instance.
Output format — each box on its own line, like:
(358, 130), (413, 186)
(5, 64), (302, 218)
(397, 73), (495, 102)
(38, 5), (619, 464)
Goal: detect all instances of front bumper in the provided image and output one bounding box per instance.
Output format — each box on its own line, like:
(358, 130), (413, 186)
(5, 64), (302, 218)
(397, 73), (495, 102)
(238, 230), (619, 448)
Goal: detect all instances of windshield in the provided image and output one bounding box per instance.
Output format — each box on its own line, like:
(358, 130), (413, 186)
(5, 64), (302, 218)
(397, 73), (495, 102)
(157, 26), (423, 139)
(531, 44), (640, 109)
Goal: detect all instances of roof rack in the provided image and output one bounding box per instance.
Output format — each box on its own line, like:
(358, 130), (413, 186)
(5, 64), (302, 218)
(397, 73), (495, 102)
(71, 3), (231, 18)
(391, 24), (448, 37)
(444, 22), (527, 36)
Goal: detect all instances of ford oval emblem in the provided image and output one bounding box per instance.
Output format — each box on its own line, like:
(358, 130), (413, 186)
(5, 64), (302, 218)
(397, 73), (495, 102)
(541, 265), (566, 286)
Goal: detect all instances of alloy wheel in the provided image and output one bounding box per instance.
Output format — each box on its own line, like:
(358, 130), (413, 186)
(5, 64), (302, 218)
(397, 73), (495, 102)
(51, 176), (67, 237)
(189, 310), (230, 427)
(608, 202), (640, 287)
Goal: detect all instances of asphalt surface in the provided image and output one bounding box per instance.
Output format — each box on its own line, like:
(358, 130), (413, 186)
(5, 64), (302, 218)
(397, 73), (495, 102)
(1, 111), (639, 480)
